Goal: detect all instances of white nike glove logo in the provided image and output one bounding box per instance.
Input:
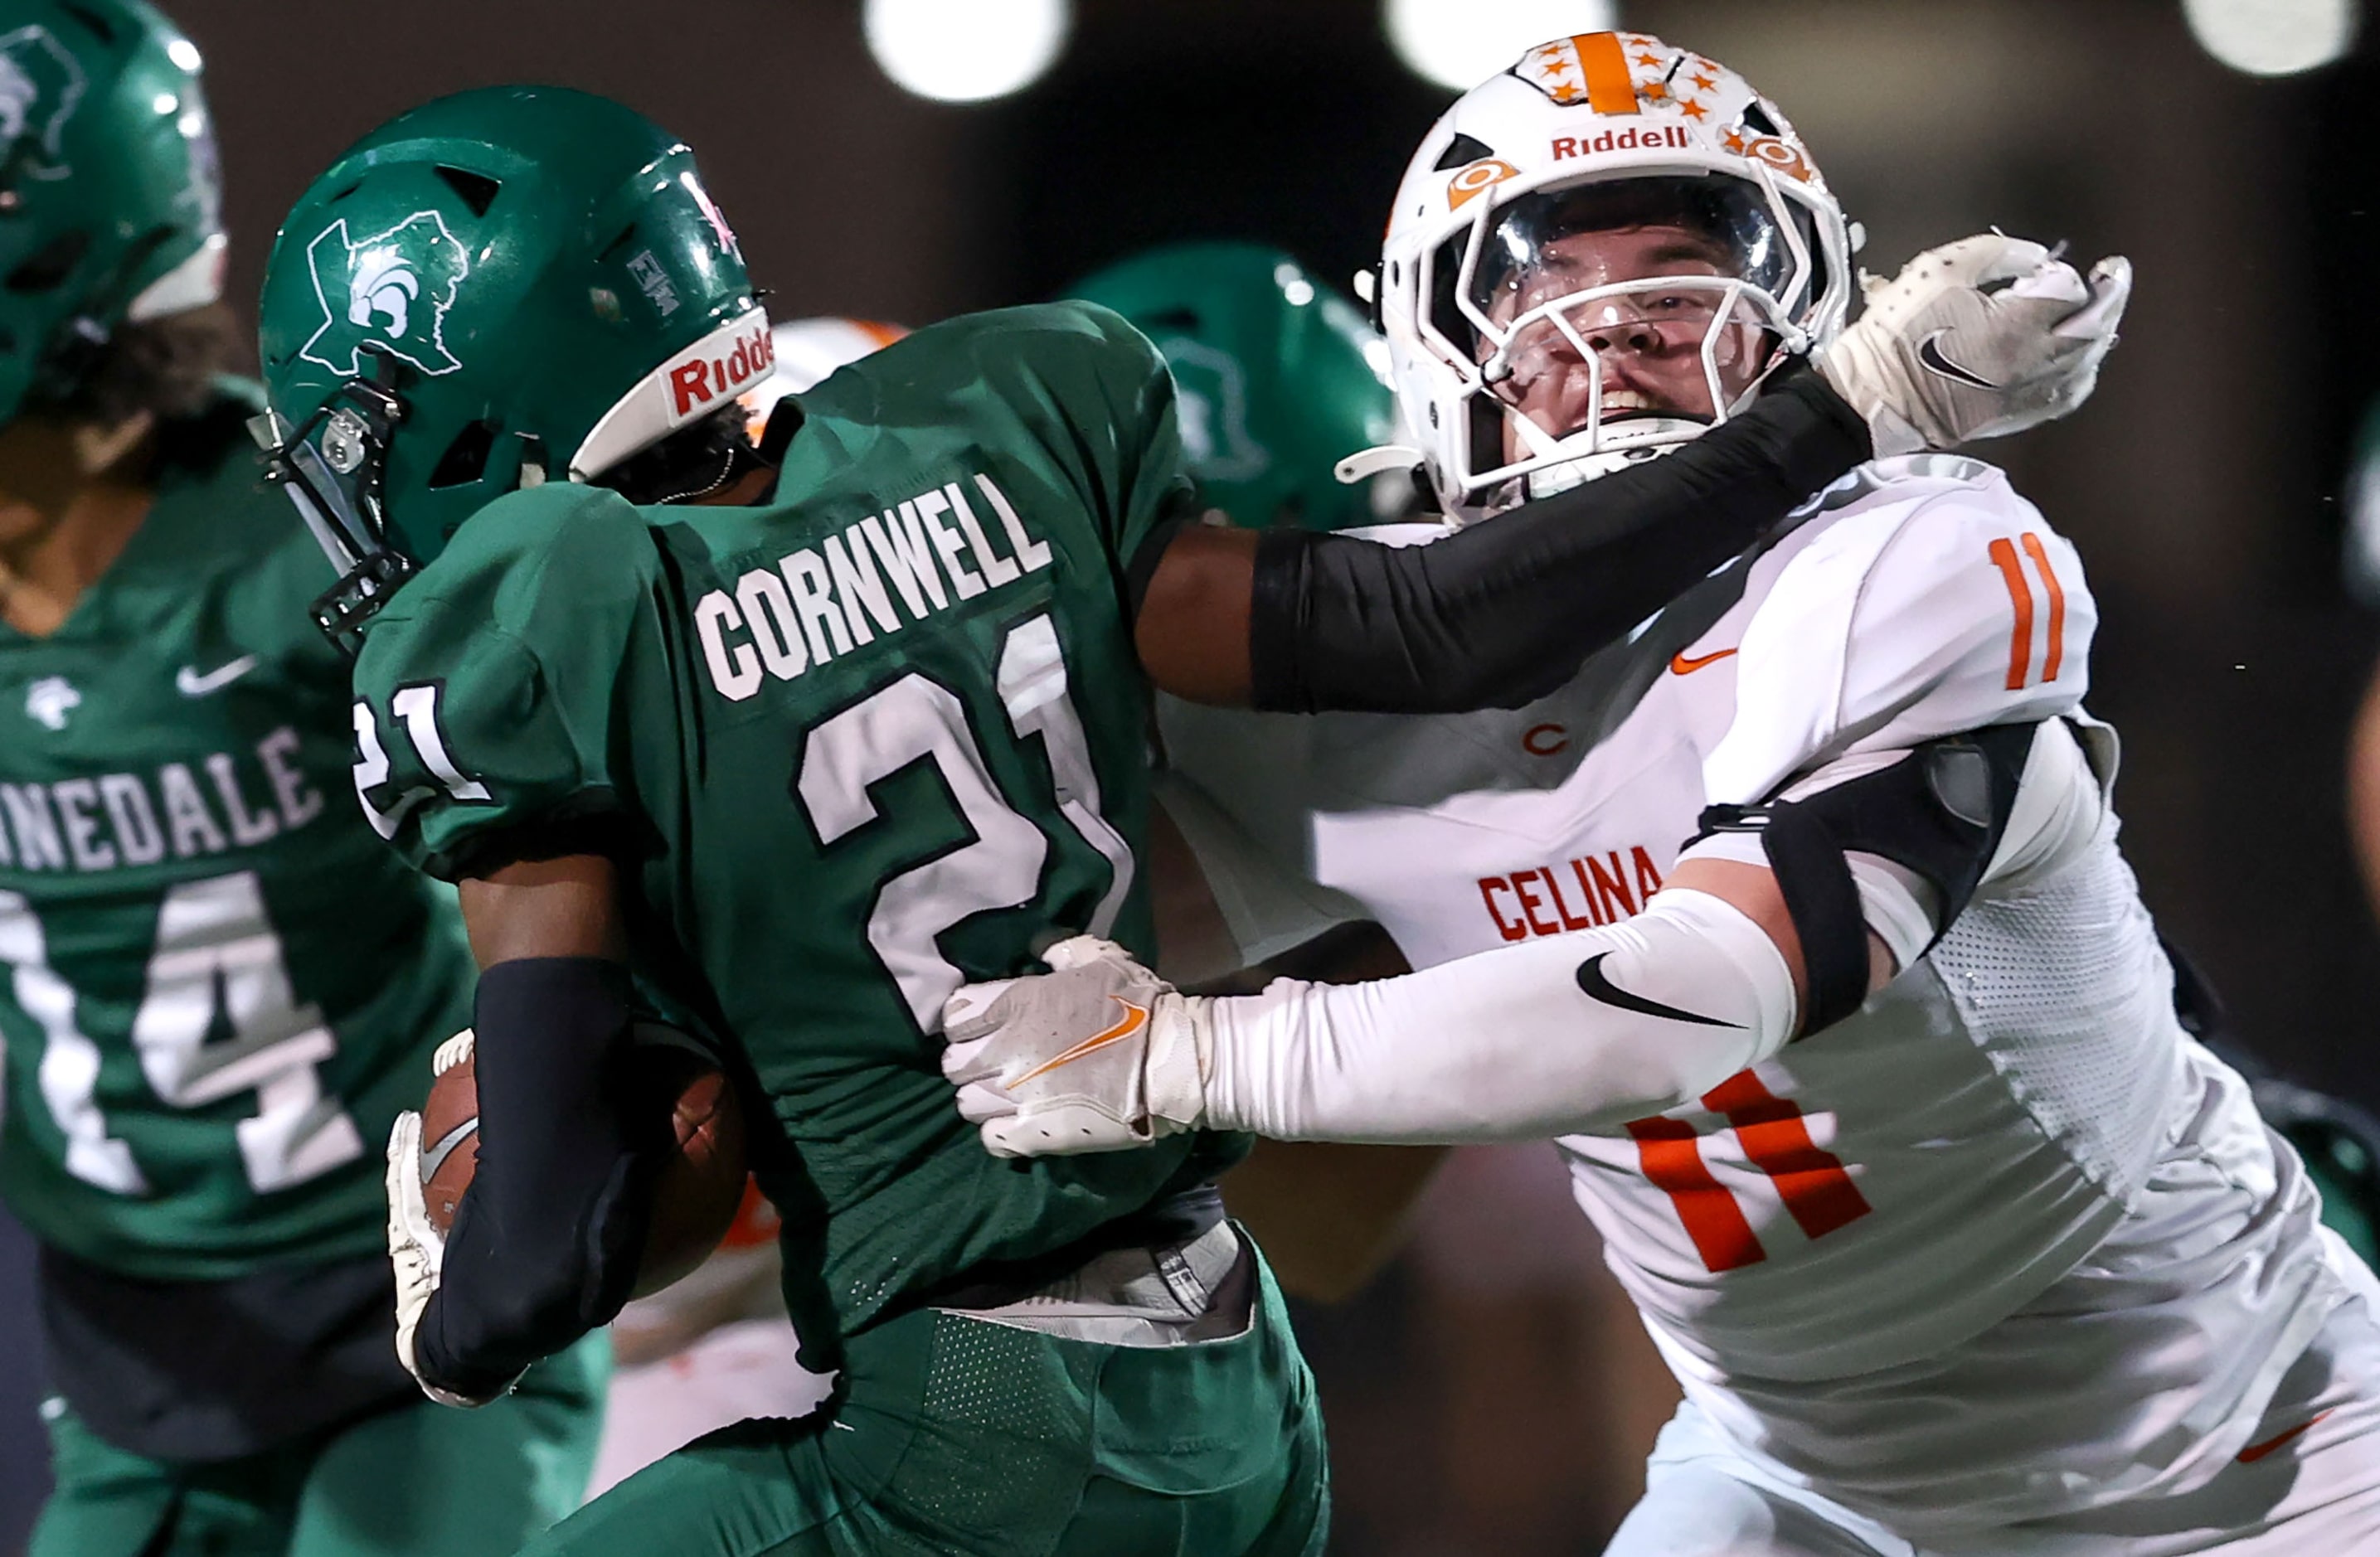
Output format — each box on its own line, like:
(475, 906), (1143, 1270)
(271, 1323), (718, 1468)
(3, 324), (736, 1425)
(176, 656), (258, 697)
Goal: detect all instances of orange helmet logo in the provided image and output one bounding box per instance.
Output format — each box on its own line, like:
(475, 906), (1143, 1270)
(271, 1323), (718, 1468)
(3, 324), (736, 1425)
(1738, 134), (1813, 182)
(1448, 158), (1520, 211)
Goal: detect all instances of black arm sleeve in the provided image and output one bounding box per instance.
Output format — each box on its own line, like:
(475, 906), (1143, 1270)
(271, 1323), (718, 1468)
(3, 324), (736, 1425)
(414, 957), (667, 1400)
(1247, 361), (1870, 714)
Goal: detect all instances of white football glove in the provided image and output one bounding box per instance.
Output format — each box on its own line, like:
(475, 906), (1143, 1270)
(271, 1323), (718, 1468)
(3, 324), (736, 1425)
(386, 1028), (508, 1409)
(940, 936), (1212, 1158)
(1819, 233), (2131, 456)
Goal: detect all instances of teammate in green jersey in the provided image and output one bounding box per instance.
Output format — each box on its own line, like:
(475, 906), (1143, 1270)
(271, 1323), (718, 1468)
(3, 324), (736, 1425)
(247, 80), (2095, 1556)
(1069, 243), (1406, 534)
(0, 7), (603, 1555)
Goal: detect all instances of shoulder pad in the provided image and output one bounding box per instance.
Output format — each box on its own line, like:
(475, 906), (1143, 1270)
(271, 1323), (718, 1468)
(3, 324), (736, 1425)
(391, 482), (654, 638)
(1706, 468), (2094, 804)
(893, 299), (1158, 376)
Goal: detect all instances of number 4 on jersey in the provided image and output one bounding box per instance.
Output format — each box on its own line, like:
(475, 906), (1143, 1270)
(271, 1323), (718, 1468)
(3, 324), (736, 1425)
(0, 874), (364, 1196)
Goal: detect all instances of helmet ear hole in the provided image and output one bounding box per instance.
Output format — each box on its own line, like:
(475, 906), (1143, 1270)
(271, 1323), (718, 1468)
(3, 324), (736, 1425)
(56, 2), (118, 43)
(433, 167), (501, 218)
(7, 231), (90, 293)
(596, 223), (641, 262)
(1434, 133), (1496, 172)
(427, 418), (499, 489)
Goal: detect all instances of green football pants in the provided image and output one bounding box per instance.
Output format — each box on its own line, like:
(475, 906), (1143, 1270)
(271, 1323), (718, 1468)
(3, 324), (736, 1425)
(522, 1254), (1328, 1557)
(29, 1332), (609, 1557)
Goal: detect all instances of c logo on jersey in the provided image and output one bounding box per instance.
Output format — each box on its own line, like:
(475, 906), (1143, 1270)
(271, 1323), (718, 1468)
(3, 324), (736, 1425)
(0, 27), (86, 182)
(299, 211), (469, 379)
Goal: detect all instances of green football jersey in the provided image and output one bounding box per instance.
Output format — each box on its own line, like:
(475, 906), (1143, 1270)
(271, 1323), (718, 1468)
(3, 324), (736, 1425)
(0, 389), (476, 1279)
(348, 303), (1244, 1361)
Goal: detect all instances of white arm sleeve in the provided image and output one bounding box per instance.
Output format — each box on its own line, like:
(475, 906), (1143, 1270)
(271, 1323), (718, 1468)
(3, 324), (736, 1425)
(1200, 887), (1797, 1143)
(1195, 720), (2110, 1146)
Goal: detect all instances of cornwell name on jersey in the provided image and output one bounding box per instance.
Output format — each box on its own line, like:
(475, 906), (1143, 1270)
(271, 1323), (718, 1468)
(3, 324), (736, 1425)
(0, 728), (323, 874)
(693, 472), (1052, 701)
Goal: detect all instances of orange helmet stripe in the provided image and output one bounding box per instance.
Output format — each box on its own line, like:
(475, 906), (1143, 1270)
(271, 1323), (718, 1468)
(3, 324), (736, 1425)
(1574, 32), (1640, 116)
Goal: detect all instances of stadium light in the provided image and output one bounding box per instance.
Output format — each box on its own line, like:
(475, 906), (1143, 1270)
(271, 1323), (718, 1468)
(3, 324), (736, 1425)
(1385, 0), (1619, 93)
(2183, 0), (2359, 76)
(863, 0), (1071, 104)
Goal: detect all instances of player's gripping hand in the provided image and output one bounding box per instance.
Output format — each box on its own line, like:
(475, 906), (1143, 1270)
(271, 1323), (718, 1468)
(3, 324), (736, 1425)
(940, 936), (1212, 1158)
(386, 1029), (507, 1409)
(1819, 233), (2132, 456)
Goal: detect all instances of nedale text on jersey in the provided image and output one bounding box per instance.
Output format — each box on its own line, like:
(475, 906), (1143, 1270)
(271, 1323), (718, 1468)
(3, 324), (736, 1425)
(694, 472), (1053, 701)
(0, 728), (327, 876)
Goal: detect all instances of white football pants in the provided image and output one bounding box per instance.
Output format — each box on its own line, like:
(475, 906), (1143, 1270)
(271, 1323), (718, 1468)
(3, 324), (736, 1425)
(1605, 1258), (2380, 1556)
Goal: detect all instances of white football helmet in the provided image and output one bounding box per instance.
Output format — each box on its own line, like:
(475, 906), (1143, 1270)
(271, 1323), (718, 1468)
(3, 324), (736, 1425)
(1377, 32), (1854, 521)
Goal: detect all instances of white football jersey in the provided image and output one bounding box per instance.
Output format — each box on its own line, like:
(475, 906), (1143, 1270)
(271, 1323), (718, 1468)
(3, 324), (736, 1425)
(1160, 455), (2350, 1533)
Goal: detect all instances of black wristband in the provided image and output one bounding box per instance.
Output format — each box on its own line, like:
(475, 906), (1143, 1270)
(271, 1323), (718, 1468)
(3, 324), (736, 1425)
(1247, 360), (1871, 715)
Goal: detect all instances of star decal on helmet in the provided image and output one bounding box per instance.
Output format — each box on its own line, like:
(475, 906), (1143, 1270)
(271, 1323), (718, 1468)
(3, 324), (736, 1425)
(0, 27), (87, 181)
(299, 211), (470, 378)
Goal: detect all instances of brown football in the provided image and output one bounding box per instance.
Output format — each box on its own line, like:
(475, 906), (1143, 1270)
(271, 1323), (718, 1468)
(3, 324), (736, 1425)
(417, 1026), (747, 1299)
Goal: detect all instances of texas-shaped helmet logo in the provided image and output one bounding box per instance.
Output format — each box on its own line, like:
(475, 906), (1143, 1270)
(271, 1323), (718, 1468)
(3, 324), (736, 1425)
(299, 211), (469, 378)
(0, 27), (88, 181)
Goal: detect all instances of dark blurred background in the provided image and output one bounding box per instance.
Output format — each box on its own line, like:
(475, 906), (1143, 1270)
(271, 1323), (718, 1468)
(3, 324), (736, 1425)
(7, 0), (2379, 1550)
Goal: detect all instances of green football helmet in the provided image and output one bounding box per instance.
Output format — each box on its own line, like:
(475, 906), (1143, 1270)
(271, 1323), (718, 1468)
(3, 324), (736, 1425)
(1069, 242), (1404, 532)
(0, 0), (224, 424)
(254, 85), (770, 648)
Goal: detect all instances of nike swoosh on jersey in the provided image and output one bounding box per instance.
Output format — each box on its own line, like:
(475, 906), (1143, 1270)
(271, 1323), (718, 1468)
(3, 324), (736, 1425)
(1669, 647), (1738, 676)
(1916, 330), (1999, 390)
(2235, 1411), (2329, 1463)
(1010, 997), (1151, 1085)
(176, 655), (259, 697)
(1576, 953), (1739, 1028)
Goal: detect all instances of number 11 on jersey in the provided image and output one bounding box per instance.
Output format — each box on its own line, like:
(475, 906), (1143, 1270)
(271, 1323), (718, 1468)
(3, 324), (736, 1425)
(1626, 1070), (1871, 1272)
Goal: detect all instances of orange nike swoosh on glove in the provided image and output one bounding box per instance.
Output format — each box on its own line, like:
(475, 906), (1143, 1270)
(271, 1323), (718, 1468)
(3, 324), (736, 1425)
(1670, 647), (1738, 676)
(1010, 997), (1150, 1086)
(2235, 1411), (2329, 1463)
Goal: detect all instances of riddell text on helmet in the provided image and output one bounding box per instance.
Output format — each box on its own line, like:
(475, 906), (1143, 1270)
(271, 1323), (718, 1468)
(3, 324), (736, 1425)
(1550, 127), (1698, 160)
(668, 318), (778, 419)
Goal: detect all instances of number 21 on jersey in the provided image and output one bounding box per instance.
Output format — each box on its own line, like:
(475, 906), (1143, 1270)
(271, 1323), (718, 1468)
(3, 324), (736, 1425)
(797, 614), (1133, 1032)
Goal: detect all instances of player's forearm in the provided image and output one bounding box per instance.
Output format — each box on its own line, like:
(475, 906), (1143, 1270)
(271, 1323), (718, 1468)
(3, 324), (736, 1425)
(1200, 890), (1797, 1142)
(415, 957), (661, 1398)
(1245, 362), (1870, 715)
